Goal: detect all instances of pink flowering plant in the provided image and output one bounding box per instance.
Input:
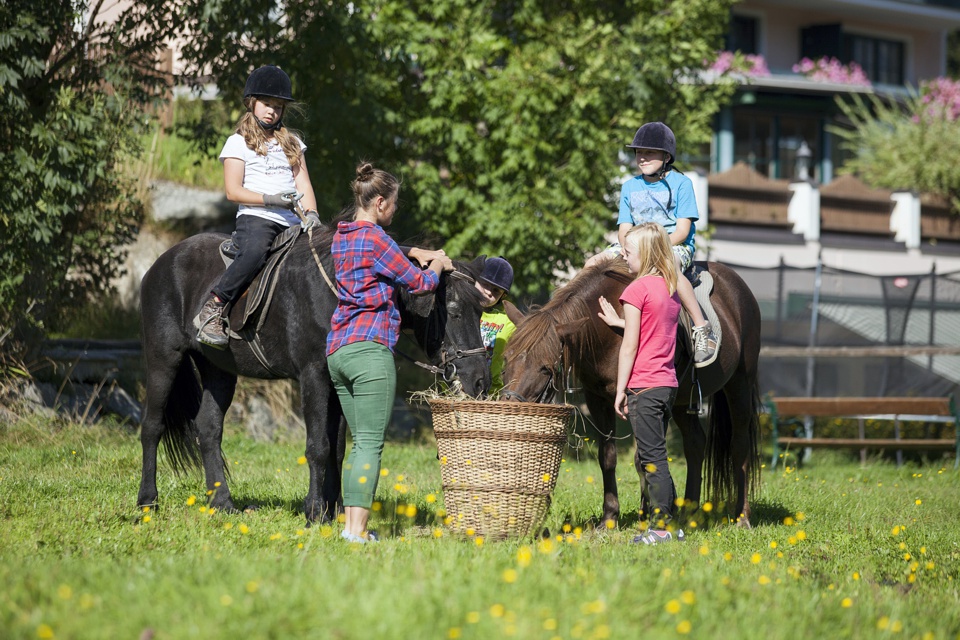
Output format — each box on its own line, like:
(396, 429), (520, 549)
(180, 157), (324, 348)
(792, 57), (871, 87)
(918, 77), (960, 121)
(707, 51), (770, 77)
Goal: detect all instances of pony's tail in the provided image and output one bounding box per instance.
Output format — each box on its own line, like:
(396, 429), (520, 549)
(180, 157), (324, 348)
(704, 386), (761, 518)
(160, 356), (204, 475)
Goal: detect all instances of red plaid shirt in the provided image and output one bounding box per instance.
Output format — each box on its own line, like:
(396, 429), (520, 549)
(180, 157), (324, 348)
(326, 220), (439, 356)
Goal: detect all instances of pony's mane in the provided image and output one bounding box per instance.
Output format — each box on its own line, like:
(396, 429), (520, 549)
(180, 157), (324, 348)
(508, 260), (632, 368)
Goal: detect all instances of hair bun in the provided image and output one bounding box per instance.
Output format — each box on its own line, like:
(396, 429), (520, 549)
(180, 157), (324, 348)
(356, 162), (376, 181)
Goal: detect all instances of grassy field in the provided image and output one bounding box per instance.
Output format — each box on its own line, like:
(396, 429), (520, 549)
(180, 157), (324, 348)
(1, 416), (958, 639)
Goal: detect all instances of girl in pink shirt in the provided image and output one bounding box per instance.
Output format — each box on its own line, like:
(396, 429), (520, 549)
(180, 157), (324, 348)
(598, 222), (684, 544)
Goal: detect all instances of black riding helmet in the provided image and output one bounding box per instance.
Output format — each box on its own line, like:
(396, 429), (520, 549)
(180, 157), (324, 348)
(243, 65), (294, 101)
(479, 257), (514, 293)
(625, 122), (676, 165)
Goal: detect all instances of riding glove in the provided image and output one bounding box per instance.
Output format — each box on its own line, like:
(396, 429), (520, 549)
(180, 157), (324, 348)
(262, 191), (302, 210)
(302, 210), (322, 231)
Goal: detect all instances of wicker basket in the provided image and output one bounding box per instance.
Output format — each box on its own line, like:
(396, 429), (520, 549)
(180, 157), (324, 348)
(428, 398), (574, 540)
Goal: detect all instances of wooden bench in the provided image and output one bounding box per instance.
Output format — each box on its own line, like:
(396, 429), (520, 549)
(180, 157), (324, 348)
(766, 396), (960, 469)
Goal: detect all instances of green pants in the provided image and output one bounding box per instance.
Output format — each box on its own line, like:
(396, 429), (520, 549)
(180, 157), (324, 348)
(328, 341), (396, 509)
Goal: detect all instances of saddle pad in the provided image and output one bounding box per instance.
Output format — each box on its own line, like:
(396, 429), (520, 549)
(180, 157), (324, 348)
(693, 270), (722, 348)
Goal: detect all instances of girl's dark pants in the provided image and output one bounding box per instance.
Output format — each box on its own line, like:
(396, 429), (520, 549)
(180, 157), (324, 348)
(212, 214), (287, 303)
(626, 386), (678, 522)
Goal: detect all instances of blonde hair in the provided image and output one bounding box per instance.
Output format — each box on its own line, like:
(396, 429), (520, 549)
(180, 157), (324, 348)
(623, 223), (678, 295)
(235, 97), (304, 166)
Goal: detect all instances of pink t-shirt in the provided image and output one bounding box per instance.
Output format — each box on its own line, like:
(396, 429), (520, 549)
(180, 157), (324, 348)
(619, 276), (681, 388)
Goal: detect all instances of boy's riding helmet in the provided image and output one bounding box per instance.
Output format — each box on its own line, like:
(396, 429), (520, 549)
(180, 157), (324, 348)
(479, 257), (514, 293)
(626, 122), (676, 165)
(243, 65), (294, 101)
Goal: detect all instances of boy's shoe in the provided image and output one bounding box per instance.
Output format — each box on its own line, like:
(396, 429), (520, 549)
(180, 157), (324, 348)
(195, 295), (228, 349)
(692, 322), (719, 368)
(632, 529), (685, 545)
(341, 530), (379, 544)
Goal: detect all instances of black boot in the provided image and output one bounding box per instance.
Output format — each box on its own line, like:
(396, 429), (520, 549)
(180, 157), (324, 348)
(194, 295), (228, 348)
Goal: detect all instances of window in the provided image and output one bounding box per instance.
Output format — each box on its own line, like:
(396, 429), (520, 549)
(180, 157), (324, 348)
(727, 14), (759, 54)
(844, 34), (904, 85)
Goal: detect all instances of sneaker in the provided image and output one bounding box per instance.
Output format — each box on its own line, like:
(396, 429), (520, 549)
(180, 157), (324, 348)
(631, 529), (685, 545)
(692, 323), (718, 368)
(341, 530), (379, 544)
(194, 295), (228, 349)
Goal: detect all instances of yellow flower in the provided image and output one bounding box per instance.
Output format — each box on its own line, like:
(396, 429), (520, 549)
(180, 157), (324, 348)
(586, 476), (594, 484)
(142, 515), (151, 523)
(543, 618), (557, 630)
(841, 598), (852, 608)
(474, 536), (484, 547)
(877, 616), (890, 630)
(37, 624), (54, 639)
(915, 499), (922, 505)
(783, 516), (795, 526)
(426, 493), (437, 503)
(758, 575), (771, 585)
(702, 502), (713, 512)
(542, 473), (551, 482)
(490, 604), (505, 618)
(605, 519), (615, 530)
(796, 531), (807, 541)
(214, 481), (221, 488)
(358, 476), (367, 484)
(220, 594), (233, 606)
(699, 545), (709, 556)
(645, 463), (657, 473)
(447, 628), (461, 639)
(380, 468), (389, 477)
(466, 612), (480, 624)
(517, 546), (532, 567)
(57, 585), (72, 600)
(186, 495), (196, 506)
(503, 569), (518, 583)
(297, 456), (307, 465)
(891, 526), (902, 536)
(246, 581), (259, 593)
(750, 553), (762, 564)
(680, 591), (695, 605)
(676, 620), (692, 634)
(769, 541), (778, 549)
(270, 533), (282, 541)
(665, 600), (681, 614)
(239, 524), (249, 534)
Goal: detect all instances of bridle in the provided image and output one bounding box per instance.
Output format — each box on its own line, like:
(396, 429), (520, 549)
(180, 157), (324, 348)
(501, 316), (569, 404)
(404, 269), (486, 381)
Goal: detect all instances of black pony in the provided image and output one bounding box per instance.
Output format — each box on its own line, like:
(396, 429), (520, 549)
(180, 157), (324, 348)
(137, 219), (490, 522)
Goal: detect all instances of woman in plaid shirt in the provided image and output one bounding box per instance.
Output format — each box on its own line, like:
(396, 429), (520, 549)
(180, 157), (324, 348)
(328, 162), (454, 544)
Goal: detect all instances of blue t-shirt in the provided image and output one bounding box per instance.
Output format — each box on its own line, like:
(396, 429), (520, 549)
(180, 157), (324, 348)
(617, 172), (698, 251)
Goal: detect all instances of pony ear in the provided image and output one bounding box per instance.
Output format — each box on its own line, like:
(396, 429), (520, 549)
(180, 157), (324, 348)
(504, 299), (525, 325)
(556, 317), (590, 343)
(400, 288), (435, 317)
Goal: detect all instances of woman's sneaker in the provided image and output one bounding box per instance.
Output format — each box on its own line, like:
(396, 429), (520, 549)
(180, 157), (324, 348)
(632, 529), (685, 545)
(341, 530), (379, 544)
(692, 323), (718, 368)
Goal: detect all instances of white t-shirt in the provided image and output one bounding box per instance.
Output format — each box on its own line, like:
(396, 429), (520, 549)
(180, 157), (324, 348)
(219, 133), (307, 226)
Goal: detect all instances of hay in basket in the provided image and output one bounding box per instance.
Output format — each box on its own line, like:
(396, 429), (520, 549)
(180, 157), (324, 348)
(428, 398), (575, 540)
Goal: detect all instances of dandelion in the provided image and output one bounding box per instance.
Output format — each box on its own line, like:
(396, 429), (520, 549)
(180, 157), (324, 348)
(543, 619), (558, 630)
(142, 515), (151, 523)
(186, 495), (196, 506)
(220, 594), (233, 606)
(57, 585), (72, 600)
(503, 569), (518, 583)
(676, 620), (692, 634)
(702, 502), (713, 513)
(467, 612), (480, 624)
(475, 536), (484, 547)
(769, 541), (778, 549)
(586, 476), (594, 484)
(758, 575), (771, 585)
(490, 604), (505, 618)
(542, 473), (551, 482)
(680, 591), (695, 605)
(783, 516), (795, 525)
(796, 531), (807, 541)
(517, 546), (533, 567)
(239, 523), (249, 534)
(699, 545), (709, 556)
(246, 581), (259, 593)
(841, 598), (853, 608)
(405, 504), (417, 518)
(750, 553), (762, 564)
(605, 520), (615, 530)
(891, 526), (902, 536)
(37, 624), (54, 639)
(426, 493), (437, 503)
(915, 499), (922, 505)
(447, 628), (461, 639)
(877, 617), (890, 630)
(538, 539), (555, 554)
(270, 533), (282, 541)
(358, 476), (367, 484)
(665, 600), (681, 614)
(723, 552), (733, 561)
(433, 528), (443, 538)
(297, 456), (307, 465)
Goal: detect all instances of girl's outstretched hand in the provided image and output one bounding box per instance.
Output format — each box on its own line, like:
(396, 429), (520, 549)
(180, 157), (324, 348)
(598, 296), (625, 329)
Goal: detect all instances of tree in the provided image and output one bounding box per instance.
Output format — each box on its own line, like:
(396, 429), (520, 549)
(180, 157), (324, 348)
(0, 0), (180, 358)
(177, 0), (736, 298)
(832, 81), (960, 213)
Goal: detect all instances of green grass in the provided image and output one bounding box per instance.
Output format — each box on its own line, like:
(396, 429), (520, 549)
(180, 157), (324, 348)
(1, 416), (958, 639)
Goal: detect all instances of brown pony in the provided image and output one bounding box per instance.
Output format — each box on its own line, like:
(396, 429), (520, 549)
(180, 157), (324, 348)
(500, 260), (762, 527)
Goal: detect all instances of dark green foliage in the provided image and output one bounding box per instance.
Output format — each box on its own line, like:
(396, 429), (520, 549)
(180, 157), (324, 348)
(0, 0), (179, 357)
